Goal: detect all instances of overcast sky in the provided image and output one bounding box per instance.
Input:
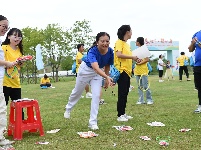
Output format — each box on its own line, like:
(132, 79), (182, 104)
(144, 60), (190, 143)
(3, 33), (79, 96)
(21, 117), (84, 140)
(1, 0), (201, 57)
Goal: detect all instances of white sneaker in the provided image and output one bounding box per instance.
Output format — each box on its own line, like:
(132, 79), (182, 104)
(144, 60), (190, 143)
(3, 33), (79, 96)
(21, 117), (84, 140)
(124, 114), (133, 119)
(64, 111), (70, 119)
(117, 115), (128, 122)
(194, 106), (201, 113)
(88, 124), (99, 130)
(129, 85), (134, 92)
(159, 80), (164, 82)
(0, 138), (15, 146)
(3, 128), (7, 135)
(136, 101), (146, 105)
(147, 101), (154, 105)
(99, 99), (105, 105)
(86, 92), (92, 98)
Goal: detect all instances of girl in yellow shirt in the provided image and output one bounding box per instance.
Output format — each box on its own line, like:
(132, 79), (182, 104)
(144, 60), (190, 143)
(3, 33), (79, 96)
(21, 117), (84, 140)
(2, 28), (23, 106)
(114, 25), (141, 122)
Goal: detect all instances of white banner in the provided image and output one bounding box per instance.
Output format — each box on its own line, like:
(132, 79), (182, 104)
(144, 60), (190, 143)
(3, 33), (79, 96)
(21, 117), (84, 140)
(132, 45), (151, 59)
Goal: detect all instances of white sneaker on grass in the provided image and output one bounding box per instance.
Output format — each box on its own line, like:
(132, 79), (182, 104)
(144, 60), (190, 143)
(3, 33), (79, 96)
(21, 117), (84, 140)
(136, 101), (146, 105)
(99, 99), (105, 105)
(117, 115), (128, 122)
(88, 124), (99, 130)
(86, 92), (92, 98)
(0, 137), (15, 146)
(3, 128), (7, 135)
(129, 85), (134, 92)
(124, 114), (133, 119)
(194, 105), (201, 113)
(64, 111), (70, 119)
(147, 101), (154, 105)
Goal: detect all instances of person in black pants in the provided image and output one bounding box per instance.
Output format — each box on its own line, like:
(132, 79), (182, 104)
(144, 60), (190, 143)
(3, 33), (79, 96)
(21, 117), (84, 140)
(188, 31), (201, 113)
(176, 52), (191, 81)
(114, 25), (141, 122)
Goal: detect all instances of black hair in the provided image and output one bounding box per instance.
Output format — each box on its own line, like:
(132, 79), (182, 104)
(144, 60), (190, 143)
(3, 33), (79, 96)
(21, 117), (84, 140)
(159, 54), (162, 58)
(136, 37), (144, 46)
(77, 44), (84, 51)
(180, 52), (185, 55)
(0, 15), (7, 21)
(92, 41), (97, 46)
(96, 32), (110, 42)
(117, 25), (131, 41)
(87, 32), (110, 53)
(86, 41), (96, 52)
(44, 74), (48, 78)
(2, 28), (24, 55)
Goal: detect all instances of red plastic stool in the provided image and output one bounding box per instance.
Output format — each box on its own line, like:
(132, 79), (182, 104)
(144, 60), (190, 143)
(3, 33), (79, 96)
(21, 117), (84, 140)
(8, 100), (44, 140)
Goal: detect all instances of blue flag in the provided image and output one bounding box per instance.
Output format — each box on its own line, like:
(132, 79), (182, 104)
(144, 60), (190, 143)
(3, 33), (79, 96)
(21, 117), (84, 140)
(35, 44), (44, 70)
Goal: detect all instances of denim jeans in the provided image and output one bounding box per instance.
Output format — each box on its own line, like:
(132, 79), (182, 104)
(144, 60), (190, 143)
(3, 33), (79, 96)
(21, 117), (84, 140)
(135, 75), (153, 103)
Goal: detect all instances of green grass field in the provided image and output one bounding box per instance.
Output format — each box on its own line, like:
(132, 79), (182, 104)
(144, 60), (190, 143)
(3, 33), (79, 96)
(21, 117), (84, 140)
(4, 75), (201, 150)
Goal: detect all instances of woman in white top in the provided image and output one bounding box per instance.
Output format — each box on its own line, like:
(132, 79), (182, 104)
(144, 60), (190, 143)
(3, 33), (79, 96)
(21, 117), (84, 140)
(0, 15), (16, 146)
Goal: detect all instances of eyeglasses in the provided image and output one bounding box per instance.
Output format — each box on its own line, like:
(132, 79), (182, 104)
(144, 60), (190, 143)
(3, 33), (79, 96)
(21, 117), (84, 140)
(10, 35), (22, 41)
(0, 24), (10, 30)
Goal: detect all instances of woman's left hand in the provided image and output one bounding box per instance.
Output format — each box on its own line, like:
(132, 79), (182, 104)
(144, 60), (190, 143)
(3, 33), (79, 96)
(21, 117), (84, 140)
(17, 60), (24, 66)
(136, 58), (143, 63)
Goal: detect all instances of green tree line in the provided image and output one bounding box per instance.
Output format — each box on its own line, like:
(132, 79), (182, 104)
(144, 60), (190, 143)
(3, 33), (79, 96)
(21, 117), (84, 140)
(20, 20), (95, 83)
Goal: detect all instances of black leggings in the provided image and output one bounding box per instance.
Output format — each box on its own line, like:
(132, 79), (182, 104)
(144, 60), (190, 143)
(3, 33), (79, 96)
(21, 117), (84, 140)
(179, 66), (189, 80)
(158, 70), (163, 77)
(3, 86), (21, 105)
(194, 67), (201, 105)
(117, 71), (130, 117)
(3, 86), (24, 119)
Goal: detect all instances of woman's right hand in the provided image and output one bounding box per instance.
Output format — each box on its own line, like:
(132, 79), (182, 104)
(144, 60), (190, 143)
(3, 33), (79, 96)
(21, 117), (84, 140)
(5, 61), (17, 68)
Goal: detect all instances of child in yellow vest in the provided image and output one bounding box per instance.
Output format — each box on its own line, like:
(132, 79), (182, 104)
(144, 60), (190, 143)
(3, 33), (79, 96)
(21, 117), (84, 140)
(134, 37), (153, 105)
